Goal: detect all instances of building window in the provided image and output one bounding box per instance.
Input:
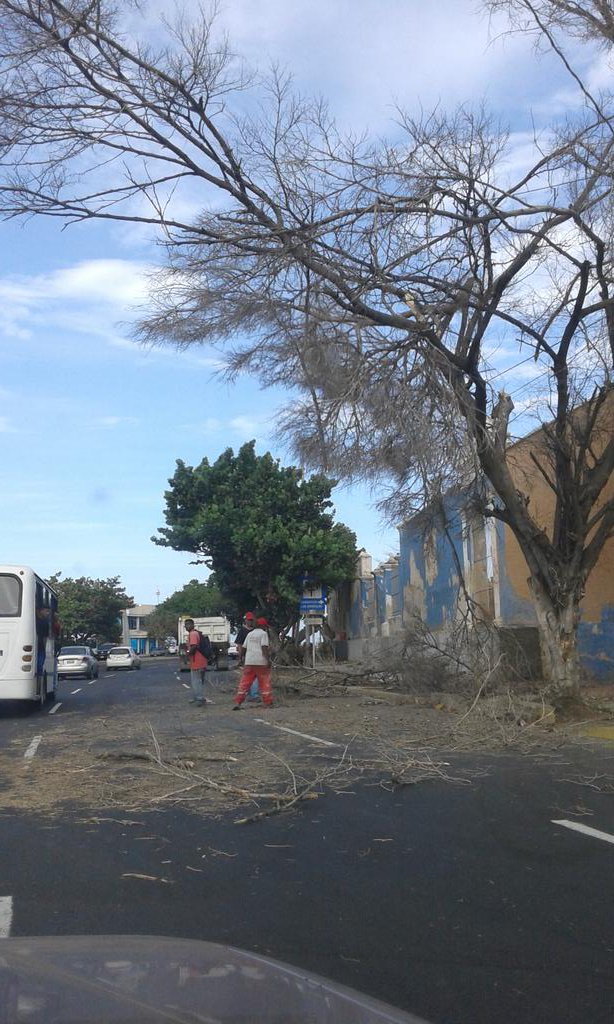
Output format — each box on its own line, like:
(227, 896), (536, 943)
(128, 616), (138, 630)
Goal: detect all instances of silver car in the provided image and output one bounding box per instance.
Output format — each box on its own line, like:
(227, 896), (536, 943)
(106, 646), (141, 671)
(57, 646), (99, 680)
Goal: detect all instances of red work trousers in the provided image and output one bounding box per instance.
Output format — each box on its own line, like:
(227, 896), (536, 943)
(235, 665), (273, 706)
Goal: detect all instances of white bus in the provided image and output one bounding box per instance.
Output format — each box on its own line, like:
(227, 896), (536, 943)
(0, 566), (58, 704)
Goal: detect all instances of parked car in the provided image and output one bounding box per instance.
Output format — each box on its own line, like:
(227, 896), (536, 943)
(57, 646), (99, 680)
(149, 646), (169, 657)
(95, 642), (117, 661)
(106, 647), (141, 671)
(228, 641), (239, 659)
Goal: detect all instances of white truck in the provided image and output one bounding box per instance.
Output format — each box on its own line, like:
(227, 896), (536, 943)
(177, 615), (231, 671)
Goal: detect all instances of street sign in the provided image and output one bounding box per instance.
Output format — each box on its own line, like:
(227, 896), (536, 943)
(299, 582), (326, 613)
(304, 614), (324, 625)
(298, 581), (325, 610)
(300, 597), (326, 613)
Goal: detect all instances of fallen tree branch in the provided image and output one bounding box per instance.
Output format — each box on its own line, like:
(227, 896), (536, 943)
(233, 786), (319, 825)
(96, 750), (238, 766)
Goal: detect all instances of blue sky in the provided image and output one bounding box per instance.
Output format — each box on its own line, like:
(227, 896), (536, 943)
(0, 0), (606, 604)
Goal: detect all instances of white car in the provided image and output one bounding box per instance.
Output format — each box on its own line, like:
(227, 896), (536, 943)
(106, 646), (142, 671)
(57, 646), (99, 680)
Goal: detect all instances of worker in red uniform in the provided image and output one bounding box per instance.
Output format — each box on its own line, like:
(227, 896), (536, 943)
(232, 617), (273, 709)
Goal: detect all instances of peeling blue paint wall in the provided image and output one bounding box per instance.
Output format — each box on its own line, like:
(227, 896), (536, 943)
(374, 570), (386, 628)
(496, 526), (536, 626)
(578, 606), (614, 680)
(496, 525), (614, 680)
(348, 577), (373, 638)
(399, 497), (465, 630)
(334, 498), (613, 681)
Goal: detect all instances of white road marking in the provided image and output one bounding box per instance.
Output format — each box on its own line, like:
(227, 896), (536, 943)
(24, 735), (43, 760)
(71, 688), (82, 694)
(88, 680), (96, 686)
(48, 702), (63, 715)
(0, 897), (13, 938)
(255, 719), (340, 747)
(182, 683), (190, 690)
(552, 819), (614, 846)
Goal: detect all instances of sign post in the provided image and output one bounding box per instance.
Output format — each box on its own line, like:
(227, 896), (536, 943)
(299, 581), (326, 669)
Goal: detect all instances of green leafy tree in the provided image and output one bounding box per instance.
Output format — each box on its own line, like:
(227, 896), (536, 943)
(153, 443), (357, 627)
(146, 577), (239, 640)
(48, 574), (133, 645)
(143, 607), (179, 645)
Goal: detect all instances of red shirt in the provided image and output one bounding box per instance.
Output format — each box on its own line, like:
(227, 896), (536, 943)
(187, 629), (207, 669)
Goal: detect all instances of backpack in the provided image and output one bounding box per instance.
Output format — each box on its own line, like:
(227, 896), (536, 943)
(196, 631), (213, 662)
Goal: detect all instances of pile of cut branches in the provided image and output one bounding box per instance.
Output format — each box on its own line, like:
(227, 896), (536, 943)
(86, 725), (483, 822)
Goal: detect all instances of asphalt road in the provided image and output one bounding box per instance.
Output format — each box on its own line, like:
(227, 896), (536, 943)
(1, 659), (613, 1024)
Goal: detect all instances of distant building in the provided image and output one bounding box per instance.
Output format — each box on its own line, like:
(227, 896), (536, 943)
(121, 604), (156, 655)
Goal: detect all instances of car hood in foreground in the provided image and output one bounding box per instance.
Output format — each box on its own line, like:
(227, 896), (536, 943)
(0, 935), (428, 1023)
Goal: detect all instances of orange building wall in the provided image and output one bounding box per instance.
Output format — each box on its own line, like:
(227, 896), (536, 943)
(500, 396), (614, 624)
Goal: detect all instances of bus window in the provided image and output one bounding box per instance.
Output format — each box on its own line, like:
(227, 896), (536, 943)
(0, 573), (22, 616)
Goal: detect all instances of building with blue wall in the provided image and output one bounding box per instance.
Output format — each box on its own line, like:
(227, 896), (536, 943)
(329, 438), (614, 682)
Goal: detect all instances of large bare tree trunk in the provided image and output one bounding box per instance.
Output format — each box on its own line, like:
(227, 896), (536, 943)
(529, 578), (581, 697)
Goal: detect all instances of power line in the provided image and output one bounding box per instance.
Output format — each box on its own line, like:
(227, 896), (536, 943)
(485, 351), (537, 383)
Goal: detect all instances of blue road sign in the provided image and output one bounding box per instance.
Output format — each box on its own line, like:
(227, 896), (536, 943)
(299, 596), (326, 613)
(299, 583), (326, 614)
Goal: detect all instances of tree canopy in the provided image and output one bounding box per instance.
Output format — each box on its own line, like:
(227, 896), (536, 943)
(153, 443), (357, 626)
(145, 577), (238, 641)
(48, 574), (132, 645)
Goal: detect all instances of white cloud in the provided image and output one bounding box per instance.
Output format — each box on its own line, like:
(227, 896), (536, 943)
(229, 415), (265, 437)
(586, 47), (614, 92)
(0, 258), (151, 307)
(131, 0), (572, 135)
(0, 319), (32, 340)
(92, 415), (139, 429)
(210, 0), (526, 126)
(7, 518), (109, 533)
(176, 417), (221, 432)
(0, 416), (17, 433)
(200, 417), (223, 432)
(0, 259), (153, 342)
(45, 260), (151, 304)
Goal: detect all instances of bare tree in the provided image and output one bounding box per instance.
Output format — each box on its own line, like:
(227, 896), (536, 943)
(486, 0), (614, 45)
(0, 0), (612, 696)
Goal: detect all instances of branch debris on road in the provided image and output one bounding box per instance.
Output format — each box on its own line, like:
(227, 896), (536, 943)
(1, 668), (608, 822)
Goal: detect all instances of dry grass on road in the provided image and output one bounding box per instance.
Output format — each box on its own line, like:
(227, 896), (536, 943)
(1, 668), (610, 822)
